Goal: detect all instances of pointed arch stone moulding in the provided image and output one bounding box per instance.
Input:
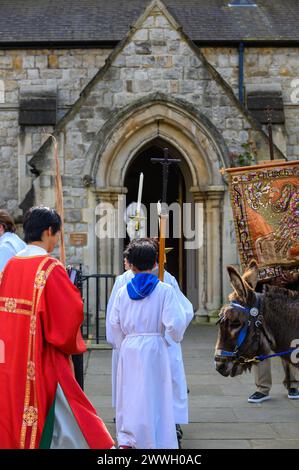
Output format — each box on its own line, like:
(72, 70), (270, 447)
(82, 93), (230, 192)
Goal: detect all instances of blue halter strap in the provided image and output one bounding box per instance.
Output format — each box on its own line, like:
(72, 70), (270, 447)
(218, 296), (299, 363)
(223, 297), (261, 357)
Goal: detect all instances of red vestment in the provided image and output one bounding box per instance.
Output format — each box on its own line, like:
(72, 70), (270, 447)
(0, 254), (114, 449)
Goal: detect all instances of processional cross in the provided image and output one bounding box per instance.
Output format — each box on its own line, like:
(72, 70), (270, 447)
(151, 148), (181, 281)
(266, 105), (274, 161)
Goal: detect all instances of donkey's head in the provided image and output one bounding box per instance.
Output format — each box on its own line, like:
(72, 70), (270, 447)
(215, 260), (266, 377)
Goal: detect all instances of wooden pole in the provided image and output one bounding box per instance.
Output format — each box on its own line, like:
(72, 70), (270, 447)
(49, 135), (66, 265)
(151, 148), (180, 282)
(178, 173), (184, 290)
(158, 213), (168, 281)
(266, 106), (275, 161)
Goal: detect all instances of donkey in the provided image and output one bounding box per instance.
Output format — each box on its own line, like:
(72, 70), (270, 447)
(215, 260), (299, 377)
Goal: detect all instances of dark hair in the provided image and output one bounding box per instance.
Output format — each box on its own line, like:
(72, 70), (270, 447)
(23, 206), (61, 243)
(0, 210), (16, 233)
(125, 238), (158, 271)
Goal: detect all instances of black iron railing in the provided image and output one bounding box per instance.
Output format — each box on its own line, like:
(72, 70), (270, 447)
(78, 268), (116, 344)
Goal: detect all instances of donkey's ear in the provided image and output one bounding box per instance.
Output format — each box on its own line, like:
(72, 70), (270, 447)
(247, 259), (258, 270)
(243, 259), (259, 290)
(227, 265), (247, 300)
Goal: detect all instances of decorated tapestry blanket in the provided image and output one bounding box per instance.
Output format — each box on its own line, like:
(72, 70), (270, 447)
(226, 160), (299, 281)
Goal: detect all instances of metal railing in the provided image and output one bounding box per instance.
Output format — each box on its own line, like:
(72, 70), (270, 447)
(78, 269), (116, 345)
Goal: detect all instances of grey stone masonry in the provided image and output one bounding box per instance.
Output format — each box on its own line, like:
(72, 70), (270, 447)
(24, 3), (287, 265)
(0, 1), (297, 269)
(0, 48), (111, 218)
(202, 46), (299, 159)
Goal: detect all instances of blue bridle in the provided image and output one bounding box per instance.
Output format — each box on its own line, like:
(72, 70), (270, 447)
(217, 295), (298, 363)
(218, 296), (261, 360)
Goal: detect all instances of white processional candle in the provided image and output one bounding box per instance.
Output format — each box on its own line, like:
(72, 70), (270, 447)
(136, 172), (144, 215)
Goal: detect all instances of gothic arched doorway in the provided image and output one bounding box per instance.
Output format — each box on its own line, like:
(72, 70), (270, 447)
(91, 97), (229, 315)
(124, 138), (188, 293)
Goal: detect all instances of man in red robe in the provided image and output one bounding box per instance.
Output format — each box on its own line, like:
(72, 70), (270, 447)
(0, 206), (114, 449)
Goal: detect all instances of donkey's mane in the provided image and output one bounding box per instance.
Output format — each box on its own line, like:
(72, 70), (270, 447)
(264, 284), (299, 301)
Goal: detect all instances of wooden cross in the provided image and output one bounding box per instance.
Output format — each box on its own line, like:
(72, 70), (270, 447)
(266, 105), (274, 161)
(151, 147), (180, 281)
(151, 147), (181, 208)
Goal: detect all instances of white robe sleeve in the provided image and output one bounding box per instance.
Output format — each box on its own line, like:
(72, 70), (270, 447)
(106, 275), (123, 345)
(168, 275), (194, 328)
(0, 242), (15, 272)
(162, 286), (186, 343)
(109, 289), (125, 349)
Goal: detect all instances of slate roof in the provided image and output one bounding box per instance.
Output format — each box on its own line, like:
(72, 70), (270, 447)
(0, 0), (298, 45)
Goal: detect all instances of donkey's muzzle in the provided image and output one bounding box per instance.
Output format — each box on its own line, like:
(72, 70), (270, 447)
(214, 359), (231, 377)
(214, 353), (245, 377)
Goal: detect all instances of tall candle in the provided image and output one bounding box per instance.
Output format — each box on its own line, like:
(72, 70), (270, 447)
(136, 172), (144, 215)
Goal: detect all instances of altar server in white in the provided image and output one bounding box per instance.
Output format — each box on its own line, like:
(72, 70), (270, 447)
(109, 239), (186, 449)
(106, 239), (193, 427)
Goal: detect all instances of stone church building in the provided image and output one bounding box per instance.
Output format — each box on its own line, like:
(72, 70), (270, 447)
(0, 0), (298, 315)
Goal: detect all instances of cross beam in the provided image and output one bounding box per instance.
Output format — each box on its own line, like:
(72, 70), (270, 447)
(265, 105), (274, 161)
(151, 147), (181, 281)
(151, 147), (181, 205)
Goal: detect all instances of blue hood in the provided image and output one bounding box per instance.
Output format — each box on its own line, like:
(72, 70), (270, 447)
(127, 273), (159, 301)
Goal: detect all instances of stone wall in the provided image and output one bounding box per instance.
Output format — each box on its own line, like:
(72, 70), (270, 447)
(0, 6), (298, 283)
(201, 46), (299, 159)
(0, 48), (111, 217)
(2, 43), (298, 219)
(23, 4), (285, 273)
(0, 2), (298, 314)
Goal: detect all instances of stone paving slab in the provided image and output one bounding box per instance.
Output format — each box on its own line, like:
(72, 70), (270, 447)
(250, 440), (299, 449)
(186, 408), (237, 423)
(234, 408), (299, 423)
(188, 395), (265, 408)
(219, 383), (290, 397)
(84, 323), (299, 449)
(182, 440), (251, 449)
(182, 423), (278, 440)
(271, 423), (299, 439)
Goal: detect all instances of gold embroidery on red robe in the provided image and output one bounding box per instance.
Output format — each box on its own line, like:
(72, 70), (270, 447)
(27, 361), (35, 381)
(30, 316), (36, 335)
(34, 270), (47, 289)
(23, 406), (38, 426)
(19, 257), (60, 449)
(5, 298), (17, 313)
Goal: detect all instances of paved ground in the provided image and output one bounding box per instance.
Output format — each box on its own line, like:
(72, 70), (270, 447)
(84, 323), (299, 449)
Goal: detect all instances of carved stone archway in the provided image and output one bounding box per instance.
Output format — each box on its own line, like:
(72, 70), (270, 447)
(86, 94), (228, 315)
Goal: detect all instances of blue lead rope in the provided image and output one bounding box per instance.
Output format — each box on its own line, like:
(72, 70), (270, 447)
(220, 348), (299, 363)
(219, 298), (299, 363)
(254, 348), (299, 362)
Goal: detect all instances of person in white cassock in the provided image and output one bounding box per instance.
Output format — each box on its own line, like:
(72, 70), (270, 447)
(106, 239), (193, 432)
(0, 210), (26, 271)
(109, 239), (187, 449)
